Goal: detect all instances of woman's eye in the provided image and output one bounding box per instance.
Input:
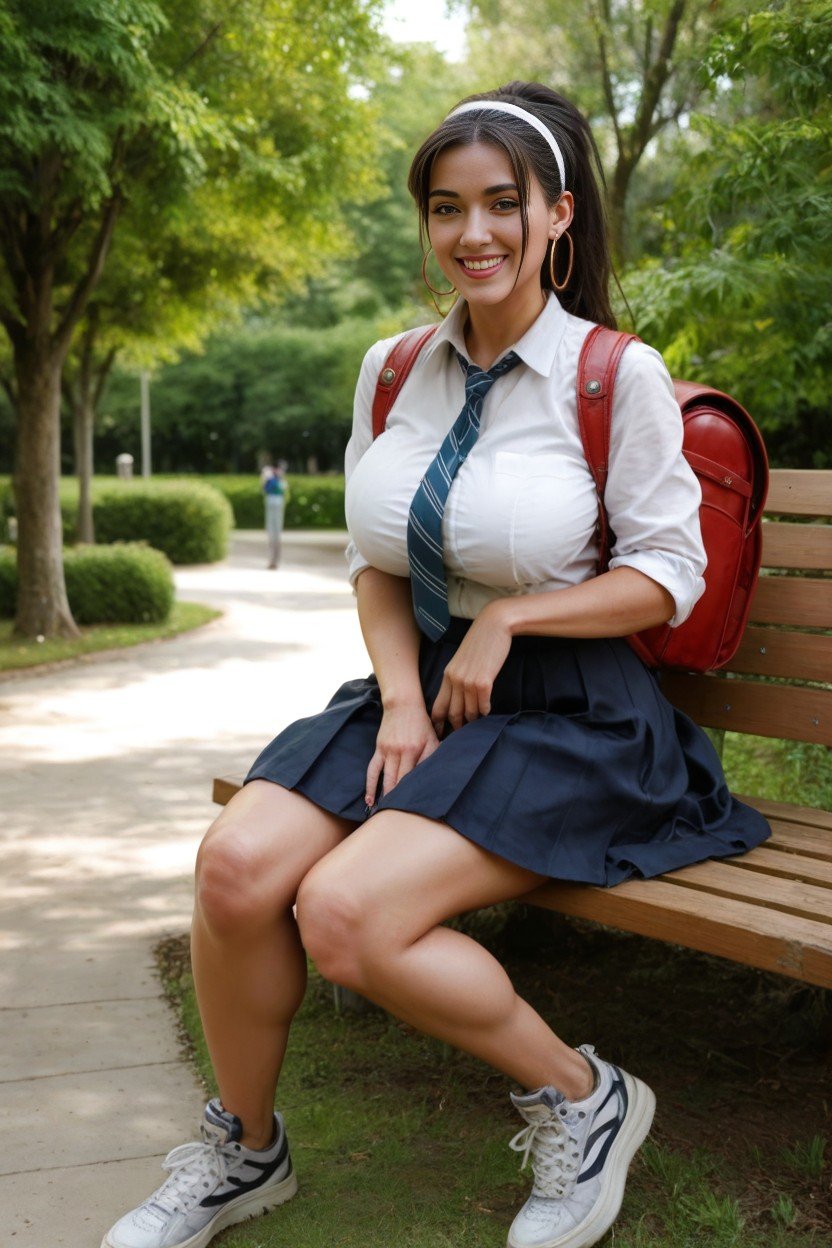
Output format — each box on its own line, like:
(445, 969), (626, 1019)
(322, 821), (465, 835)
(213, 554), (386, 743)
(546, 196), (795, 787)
(494, 198), (519, 211)
(431, 204), (458, 216)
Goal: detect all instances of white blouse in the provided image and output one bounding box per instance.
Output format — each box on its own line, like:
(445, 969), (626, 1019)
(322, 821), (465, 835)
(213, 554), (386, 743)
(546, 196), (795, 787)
(344, 292), (706, 627)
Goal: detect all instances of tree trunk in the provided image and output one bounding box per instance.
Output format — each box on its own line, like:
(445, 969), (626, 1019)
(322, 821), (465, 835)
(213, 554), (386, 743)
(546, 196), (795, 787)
(73, 391), (95, 544)
(13, 345), (79, 638)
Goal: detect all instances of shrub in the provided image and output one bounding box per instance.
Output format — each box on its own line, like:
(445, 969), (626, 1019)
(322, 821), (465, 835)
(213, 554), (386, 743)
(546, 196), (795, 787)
(61, 481), (232, 563)
(284, 476), (345, 530)
(0, 543), (175, 624)
(201, 474), (346, 530)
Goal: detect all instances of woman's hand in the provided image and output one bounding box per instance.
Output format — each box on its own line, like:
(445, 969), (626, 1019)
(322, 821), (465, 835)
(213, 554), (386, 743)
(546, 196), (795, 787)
(365, 700), (441, 807)
(430, 602), (513, 734)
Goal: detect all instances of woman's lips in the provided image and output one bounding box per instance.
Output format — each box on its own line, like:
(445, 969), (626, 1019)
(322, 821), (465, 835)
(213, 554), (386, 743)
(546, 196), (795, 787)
(455, 256), (508, 279)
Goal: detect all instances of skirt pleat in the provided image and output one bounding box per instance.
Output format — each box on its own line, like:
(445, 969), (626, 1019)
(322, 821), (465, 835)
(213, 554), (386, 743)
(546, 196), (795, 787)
(244, 618), (770, 886)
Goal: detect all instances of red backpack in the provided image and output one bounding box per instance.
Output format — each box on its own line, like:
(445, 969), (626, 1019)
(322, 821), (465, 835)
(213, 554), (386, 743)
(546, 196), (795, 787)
(371, 322), (769, 673)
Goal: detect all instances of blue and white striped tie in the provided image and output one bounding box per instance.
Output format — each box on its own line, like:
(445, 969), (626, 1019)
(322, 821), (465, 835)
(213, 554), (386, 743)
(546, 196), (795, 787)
(407, 348), (522, 640)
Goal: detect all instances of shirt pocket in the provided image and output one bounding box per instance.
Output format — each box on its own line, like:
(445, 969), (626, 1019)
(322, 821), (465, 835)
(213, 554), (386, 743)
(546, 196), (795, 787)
(494, 451), (598, 586)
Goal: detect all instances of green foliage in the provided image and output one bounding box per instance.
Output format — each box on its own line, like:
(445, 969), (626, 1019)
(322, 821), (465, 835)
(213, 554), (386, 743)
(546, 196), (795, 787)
(623, 1), (832, 463)
(281, 477), (345, 530)
(0, 542), (174, 623)
(0, 544), (14, 616)
(60, 481), (233, 563)
(92, 317), (386, 473)
(199, 475), (346, 530)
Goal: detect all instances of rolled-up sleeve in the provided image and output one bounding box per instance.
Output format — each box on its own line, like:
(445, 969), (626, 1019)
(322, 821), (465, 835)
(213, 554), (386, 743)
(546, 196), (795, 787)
(604, 342), (706, 627)
(343, 336), (396, 588)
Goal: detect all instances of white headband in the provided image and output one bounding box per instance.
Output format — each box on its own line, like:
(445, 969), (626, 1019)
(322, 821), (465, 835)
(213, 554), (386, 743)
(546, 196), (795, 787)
(446, 101), (567, 193)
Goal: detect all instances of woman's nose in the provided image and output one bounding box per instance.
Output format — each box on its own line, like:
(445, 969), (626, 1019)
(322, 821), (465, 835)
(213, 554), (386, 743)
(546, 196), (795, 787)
(459, 210), (493, 248)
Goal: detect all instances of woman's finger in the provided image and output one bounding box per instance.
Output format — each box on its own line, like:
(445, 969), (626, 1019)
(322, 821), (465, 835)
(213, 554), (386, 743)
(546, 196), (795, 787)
(365, 750), (384, 807)
(431, 676), (451, 734)
(381, 753), (400, 796)
(463, 683), (481, 724)
(446, 681), (466, 731)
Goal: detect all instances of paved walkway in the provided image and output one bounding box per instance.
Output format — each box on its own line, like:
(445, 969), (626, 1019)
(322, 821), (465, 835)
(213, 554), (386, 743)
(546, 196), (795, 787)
(0, 531), (369, 1247)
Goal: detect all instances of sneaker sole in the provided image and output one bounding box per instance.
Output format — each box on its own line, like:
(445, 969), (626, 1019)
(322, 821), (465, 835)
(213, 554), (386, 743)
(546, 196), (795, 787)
(101, 1166), (298, 1248)
(507, 1071), (656, 1248)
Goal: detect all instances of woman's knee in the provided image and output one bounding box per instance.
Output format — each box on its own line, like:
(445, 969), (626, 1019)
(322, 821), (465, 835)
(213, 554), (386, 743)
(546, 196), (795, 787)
(295, 866), (369, 986)
(195, 813), (291, 936)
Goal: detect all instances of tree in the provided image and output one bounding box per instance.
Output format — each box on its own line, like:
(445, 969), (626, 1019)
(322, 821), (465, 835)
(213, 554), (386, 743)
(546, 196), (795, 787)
(0, 0), (381, 636)
(456, 0), (747, 261)
(623, 0), (832, 460)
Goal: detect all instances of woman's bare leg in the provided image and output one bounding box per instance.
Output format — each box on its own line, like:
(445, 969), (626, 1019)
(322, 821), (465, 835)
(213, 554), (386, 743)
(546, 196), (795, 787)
(296, 810), (593, 1102)
(191, 779), (356, 1148)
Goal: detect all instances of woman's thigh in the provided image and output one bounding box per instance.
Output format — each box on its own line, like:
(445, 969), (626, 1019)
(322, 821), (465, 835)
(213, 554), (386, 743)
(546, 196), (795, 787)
(297, 808), (546, 952)
(196, 779), (358, 925)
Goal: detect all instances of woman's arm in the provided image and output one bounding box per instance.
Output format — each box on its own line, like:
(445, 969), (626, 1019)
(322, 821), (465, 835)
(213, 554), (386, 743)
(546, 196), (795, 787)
(355, 567), (440, 805)
(428, 567), (673, 733)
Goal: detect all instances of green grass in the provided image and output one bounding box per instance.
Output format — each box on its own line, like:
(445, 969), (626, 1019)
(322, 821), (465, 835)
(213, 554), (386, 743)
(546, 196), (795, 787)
(0, 600), (220, 672)
(156, 921), (830, 1248)
(722, 734), (831, 811)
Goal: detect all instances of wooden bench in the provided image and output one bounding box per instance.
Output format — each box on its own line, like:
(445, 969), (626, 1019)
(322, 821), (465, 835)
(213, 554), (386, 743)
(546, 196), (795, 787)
(213, 469), (832, 989)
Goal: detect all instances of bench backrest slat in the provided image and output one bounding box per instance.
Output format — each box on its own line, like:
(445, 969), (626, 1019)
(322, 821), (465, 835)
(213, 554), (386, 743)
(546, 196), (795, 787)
(662, 673), (831, 745)
(765, 470), (832, 515)
(730, 627), (832, 682)
(750, 577), (832, 628)
(762, 522), (832, 570)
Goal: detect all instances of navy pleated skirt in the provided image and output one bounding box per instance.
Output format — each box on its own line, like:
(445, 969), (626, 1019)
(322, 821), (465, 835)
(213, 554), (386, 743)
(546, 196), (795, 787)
(244, 618), (770, 886)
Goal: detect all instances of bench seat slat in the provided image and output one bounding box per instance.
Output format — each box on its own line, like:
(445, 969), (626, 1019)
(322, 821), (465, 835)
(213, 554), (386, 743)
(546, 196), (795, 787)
(730, 627), (832, 682)
(728, 846), (832, 886)
(762, 521), (832, 571)
(528, 876), (832, 987)
(766, 470), (832, 516)
(759, 823), (832, 862)
(738, 795), (832, 832)
(749, 576), (832, 628)
(662, 673), (831, 745)
(656, 859), (832, 923)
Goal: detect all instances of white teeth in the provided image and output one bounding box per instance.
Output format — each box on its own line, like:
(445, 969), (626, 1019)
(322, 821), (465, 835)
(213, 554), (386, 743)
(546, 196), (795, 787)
(461, 257), (504, 271)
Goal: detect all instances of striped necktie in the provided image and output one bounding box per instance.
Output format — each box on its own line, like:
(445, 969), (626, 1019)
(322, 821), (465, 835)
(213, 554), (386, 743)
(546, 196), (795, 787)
(407, 348), (522, 640)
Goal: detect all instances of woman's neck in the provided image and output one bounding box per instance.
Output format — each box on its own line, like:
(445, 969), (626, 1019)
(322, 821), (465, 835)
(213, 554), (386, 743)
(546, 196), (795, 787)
(463, 285), (548, 369)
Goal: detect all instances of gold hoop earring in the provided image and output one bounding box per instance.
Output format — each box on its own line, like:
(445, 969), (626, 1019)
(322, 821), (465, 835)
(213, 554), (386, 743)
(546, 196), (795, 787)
(421, 247), (456, 298)
(549, 231), (574, 292)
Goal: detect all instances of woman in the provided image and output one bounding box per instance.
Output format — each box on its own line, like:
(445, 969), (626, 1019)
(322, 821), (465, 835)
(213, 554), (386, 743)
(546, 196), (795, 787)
(102, 82), (769, 1248)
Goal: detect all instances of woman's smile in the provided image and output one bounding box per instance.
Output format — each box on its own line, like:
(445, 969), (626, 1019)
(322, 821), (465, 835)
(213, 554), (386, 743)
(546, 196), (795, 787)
(456, 254), (508, 277)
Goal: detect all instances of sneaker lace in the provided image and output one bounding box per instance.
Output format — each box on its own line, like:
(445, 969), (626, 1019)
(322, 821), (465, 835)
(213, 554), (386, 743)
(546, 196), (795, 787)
(152, 1139), (235, 1215)
(509, 1113), (582, 1200)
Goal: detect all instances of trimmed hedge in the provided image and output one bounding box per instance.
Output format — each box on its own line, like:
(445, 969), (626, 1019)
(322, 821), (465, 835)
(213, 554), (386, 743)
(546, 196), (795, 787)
(200, 474), (346, 530)
(61, 481), (233, 564)
(0, 543), (175, 624)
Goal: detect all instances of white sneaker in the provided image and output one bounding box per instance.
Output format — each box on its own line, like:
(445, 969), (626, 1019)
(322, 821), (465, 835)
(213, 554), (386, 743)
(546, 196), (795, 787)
(506, 1045), (655, 1248)
(101, 1099), (298, 1248)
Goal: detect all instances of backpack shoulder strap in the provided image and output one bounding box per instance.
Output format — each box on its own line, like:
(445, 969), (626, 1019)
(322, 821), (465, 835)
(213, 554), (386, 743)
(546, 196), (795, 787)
(577, 324), (641, 569)
(372, 324), (439, 439)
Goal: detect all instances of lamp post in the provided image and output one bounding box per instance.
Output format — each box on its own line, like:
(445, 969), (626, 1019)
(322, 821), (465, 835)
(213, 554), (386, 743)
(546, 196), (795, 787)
(140, 370), (151, 478)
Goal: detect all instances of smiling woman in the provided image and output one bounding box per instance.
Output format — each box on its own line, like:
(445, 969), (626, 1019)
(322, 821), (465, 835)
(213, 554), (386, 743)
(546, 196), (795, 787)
(102, 81), (770, 1248)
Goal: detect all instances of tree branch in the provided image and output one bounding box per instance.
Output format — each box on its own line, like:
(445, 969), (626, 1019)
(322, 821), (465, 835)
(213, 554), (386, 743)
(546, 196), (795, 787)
(631, 0), (687, 163)
(175, 20), (223, 73)
(93, 345), (118, 410)
(594, 0), (624, 155)
(52, 192), (123, 360)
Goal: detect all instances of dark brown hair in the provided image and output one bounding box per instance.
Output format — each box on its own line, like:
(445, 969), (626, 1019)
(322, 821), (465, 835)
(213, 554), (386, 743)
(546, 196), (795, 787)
(407, 81), (617, 329)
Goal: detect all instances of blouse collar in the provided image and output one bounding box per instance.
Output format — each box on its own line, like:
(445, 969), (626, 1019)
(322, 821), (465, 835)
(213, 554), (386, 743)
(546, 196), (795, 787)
(422, 290), (570, 378)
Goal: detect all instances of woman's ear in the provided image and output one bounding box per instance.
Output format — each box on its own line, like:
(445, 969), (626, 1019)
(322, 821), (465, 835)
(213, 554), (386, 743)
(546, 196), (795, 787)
(549, 191), (574, 239)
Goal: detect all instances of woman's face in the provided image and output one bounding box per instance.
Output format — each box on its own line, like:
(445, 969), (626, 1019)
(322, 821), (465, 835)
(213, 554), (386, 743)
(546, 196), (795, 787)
(427, 140), (570, 311)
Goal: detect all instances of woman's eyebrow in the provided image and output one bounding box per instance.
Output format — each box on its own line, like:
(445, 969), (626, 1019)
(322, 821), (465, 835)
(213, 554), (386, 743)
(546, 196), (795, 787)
(428, 183), (519, 199)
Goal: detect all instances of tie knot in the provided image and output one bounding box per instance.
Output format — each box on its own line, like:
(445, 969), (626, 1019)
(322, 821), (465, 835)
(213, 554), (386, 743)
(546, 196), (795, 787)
(456, 349), (522, 396)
